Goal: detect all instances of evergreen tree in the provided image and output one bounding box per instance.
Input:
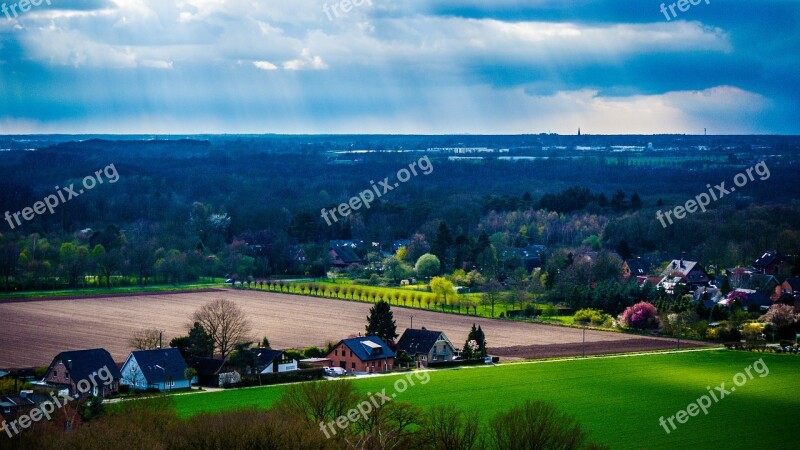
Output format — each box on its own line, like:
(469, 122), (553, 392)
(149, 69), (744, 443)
(630, 192), (642, 210)
(462, 324), (478, 360)
(365, 301), (398, 343)
(187, 321), (215, 358)
(475, 325), (487, 358)
(462, 323), (487, 359)
(720, 276), (732, 296)
(432, 222), (454, 271)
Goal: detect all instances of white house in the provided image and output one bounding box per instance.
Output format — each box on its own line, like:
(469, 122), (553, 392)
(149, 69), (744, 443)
(250, 349), (298, 374)
(121, 348), (193, 392)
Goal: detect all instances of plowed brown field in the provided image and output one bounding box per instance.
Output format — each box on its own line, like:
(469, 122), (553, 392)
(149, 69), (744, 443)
(0, 289), (704, 368)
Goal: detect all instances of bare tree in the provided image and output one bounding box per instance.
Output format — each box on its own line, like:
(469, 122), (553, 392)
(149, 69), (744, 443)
(480, 279), (503, 318)
(416, 405), (481, 450)
(128, 328), (163, 350)
(274, 380), (361, 435)
(191, 298), (251, 358)
(348, 401), (421, 450)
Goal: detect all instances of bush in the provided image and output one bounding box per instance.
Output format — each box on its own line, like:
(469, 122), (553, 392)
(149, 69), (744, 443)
(427, 359), (486, 368)
(618, 302), (659, 330)
(488, 400), (609, 450)
(303, 347), (324, 358)
(236, 368), (325, 388)
(574, 308), (611, 325)
(540, 303), (556, 317)
(524, 304), (536, 317)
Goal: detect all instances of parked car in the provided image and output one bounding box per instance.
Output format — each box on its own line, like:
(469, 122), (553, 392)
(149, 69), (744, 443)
(324, 367), (346, 376)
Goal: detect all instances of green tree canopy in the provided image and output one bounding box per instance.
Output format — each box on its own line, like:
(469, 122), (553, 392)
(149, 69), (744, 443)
(415, 253), (441, 279)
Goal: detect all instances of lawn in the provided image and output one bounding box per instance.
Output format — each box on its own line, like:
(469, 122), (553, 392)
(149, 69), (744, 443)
(171, 350), (798, 449)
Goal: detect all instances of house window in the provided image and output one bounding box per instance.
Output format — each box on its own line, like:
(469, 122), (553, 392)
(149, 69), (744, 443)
(351, 362), (356, 369)
(167, 380), (174, 388)
(334, 350), (338, 356)
(350, 351), (353, 357)
(65, 373), (69, 381)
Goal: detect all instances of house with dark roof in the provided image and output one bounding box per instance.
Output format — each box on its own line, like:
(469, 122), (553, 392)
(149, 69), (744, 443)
(325, 336), (395, 374)
(501, 245), (547, 271)
(249, 348), (298, 374)
(0, 391), (36, 424)
(396, 329), (456, 368)
(43, 349), (121, 397)
(753, 251), (789, 275)
(188, 357), (232, 387)
(1, 390), (83, 434)
(780, 277), (800, 300)
(121, 348), (192, 392)
(330, 246), (363, 268)
(722, 289), (774, 312)
(658, 259), (712, 294)
(622, 257), (655, 282)
(329, 240), (366, 250)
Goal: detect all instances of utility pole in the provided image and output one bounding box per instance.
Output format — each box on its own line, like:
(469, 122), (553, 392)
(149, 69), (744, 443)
(582, 325), (586, 358)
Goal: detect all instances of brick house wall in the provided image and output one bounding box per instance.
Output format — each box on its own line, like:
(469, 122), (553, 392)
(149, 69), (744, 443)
(328, 343), (393, 373)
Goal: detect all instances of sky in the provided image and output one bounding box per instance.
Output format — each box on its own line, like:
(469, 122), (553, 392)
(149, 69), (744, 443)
(0, 0), (798, 135)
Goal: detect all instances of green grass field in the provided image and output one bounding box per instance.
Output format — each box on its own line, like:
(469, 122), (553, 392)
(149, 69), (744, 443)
(170, 350), (798, 449)
(0, 279), (225, 300)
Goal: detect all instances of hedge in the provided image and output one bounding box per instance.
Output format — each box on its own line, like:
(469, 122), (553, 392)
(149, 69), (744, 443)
(232, 368), (325, 388)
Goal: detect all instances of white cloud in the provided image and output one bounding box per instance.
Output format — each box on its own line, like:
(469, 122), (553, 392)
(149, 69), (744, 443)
(283, 48), (328, 71)
(253, 60), (278, 71)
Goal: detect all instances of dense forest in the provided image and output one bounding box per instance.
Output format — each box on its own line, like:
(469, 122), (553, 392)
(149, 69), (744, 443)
(1, 135), (798, 296)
